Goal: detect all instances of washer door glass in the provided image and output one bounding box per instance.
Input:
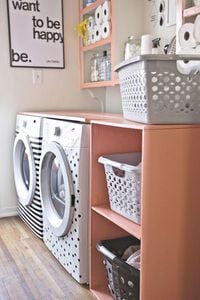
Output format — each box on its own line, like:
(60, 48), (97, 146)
(40, 142), (74, 237)
(22, 146), (30, 189)
(50, 156), (66, 219)
(13, 134), (36, 206)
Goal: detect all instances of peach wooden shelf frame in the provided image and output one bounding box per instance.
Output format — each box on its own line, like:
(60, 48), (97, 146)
(80, 0), (105, 16)
(92, 204), (141, 240)
(79, 0), (117, 89)
(80, 37), (111, 52)
(183, 4), (200, 17)
(90, 118), (200, 300)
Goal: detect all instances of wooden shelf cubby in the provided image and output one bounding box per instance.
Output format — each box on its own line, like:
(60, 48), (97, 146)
(90, 119), (200, 300)
(92, 204), (141, 239)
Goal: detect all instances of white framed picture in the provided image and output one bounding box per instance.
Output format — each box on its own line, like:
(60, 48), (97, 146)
(166, 0), (177, 27)
(7, 0), (65, 68)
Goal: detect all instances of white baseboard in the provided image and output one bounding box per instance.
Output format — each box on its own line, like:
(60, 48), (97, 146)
(0, 206), (18, 218)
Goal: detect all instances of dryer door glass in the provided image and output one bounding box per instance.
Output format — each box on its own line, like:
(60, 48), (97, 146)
(22, 146), (30, 189)
(13, 134), (36, 206)
(40, 142), (75, 237)
(50, 156), (65, 219)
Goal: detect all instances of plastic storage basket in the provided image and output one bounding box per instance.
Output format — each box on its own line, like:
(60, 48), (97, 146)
(114, 54), (200, 124)
(98, 153), (141, 224)
(96, 236), (140, 300)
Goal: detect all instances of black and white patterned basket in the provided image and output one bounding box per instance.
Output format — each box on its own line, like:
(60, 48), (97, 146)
(96, 236), (140, 300)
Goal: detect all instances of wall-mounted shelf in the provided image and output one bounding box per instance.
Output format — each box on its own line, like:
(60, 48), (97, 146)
(80, 0), (104, 16)
(183, 5), (200, 18)
(81, 37), (111, 52)
(81, 80), (114, 89)
(79, 0), (143, 88)
(79, 0), (114, 88)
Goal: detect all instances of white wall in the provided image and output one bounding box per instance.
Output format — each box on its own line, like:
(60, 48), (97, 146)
(143, 0), (176, 49)
(105, 0), (177, 113)
(106, 0), (144, 113)
(0, 0), (105, 216)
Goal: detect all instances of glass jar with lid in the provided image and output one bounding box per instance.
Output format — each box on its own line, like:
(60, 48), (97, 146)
(90, 53), (100, 82)
(124, 36), (141, 60)
(99, 51), (111, 81)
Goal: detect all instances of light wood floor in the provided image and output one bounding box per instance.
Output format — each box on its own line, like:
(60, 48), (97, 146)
(0, 217), (95, 300)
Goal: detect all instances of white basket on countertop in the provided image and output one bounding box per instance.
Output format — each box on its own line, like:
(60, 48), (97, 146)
(114, 54), (200, 124)
(98, 152), (142, 224)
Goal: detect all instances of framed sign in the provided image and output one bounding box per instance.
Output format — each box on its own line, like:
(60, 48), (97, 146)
(7, 0), (65, 68)
(166, 0), (177, 27)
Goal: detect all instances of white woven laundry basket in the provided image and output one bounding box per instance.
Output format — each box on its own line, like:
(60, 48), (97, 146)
(98, 152), (142, 224)
(115, 54), (200, 124)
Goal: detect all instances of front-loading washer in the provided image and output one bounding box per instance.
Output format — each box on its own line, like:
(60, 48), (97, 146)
(39, 118), (90, 284)
(13, 114), (43, 239)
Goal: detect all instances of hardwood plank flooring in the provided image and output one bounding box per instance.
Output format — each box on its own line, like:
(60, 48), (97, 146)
(0, 217), (96, 300)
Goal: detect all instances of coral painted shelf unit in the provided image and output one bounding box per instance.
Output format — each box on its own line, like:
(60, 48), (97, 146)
(79, 0), (114, 88)
(90, 118), (200, 300)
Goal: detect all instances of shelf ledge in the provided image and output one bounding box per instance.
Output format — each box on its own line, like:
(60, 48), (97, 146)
(80, 0), (104, 16)
(92, 204), (141, 240)
(90, 286), (112, 300)
(81, 80), (115, 89)
(183, 5), (200, 18)
(81, 37), (112, 52)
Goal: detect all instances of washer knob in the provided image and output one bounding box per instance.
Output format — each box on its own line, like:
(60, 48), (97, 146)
(54, 126), (61, 136)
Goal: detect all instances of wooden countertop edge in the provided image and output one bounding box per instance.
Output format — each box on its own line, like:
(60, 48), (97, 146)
(19, 111), (200, 129)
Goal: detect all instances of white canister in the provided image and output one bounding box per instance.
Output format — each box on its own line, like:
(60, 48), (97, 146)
(141, 34), (153, 55)
(124, 36), (141, 60)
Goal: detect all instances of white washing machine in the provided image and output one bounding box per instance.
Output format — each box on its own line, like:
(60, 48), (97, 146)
(39, 118), (90, 284)
(13, 114), (43, 239)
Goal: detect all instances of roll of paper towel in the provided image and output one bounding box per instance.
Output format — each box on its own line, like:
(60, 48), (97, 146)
(90, 30), (96, 44)
(194, 15), (200, 43)
(101, 21), (111, 39)
(178, 23), (197, 50)
(177, 48), (200, 75)
(87, 16), (95, 31)
(141, 34), (153, 55)
(94, 24), (102, 42)
(102, 1), (111, 22)
(95, 5), (103, 25)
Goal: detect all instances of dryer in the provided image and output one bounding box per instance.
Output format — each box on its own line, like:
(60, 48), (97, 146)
(13, 114), (43, 239)
(39, 118), (90, 284)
